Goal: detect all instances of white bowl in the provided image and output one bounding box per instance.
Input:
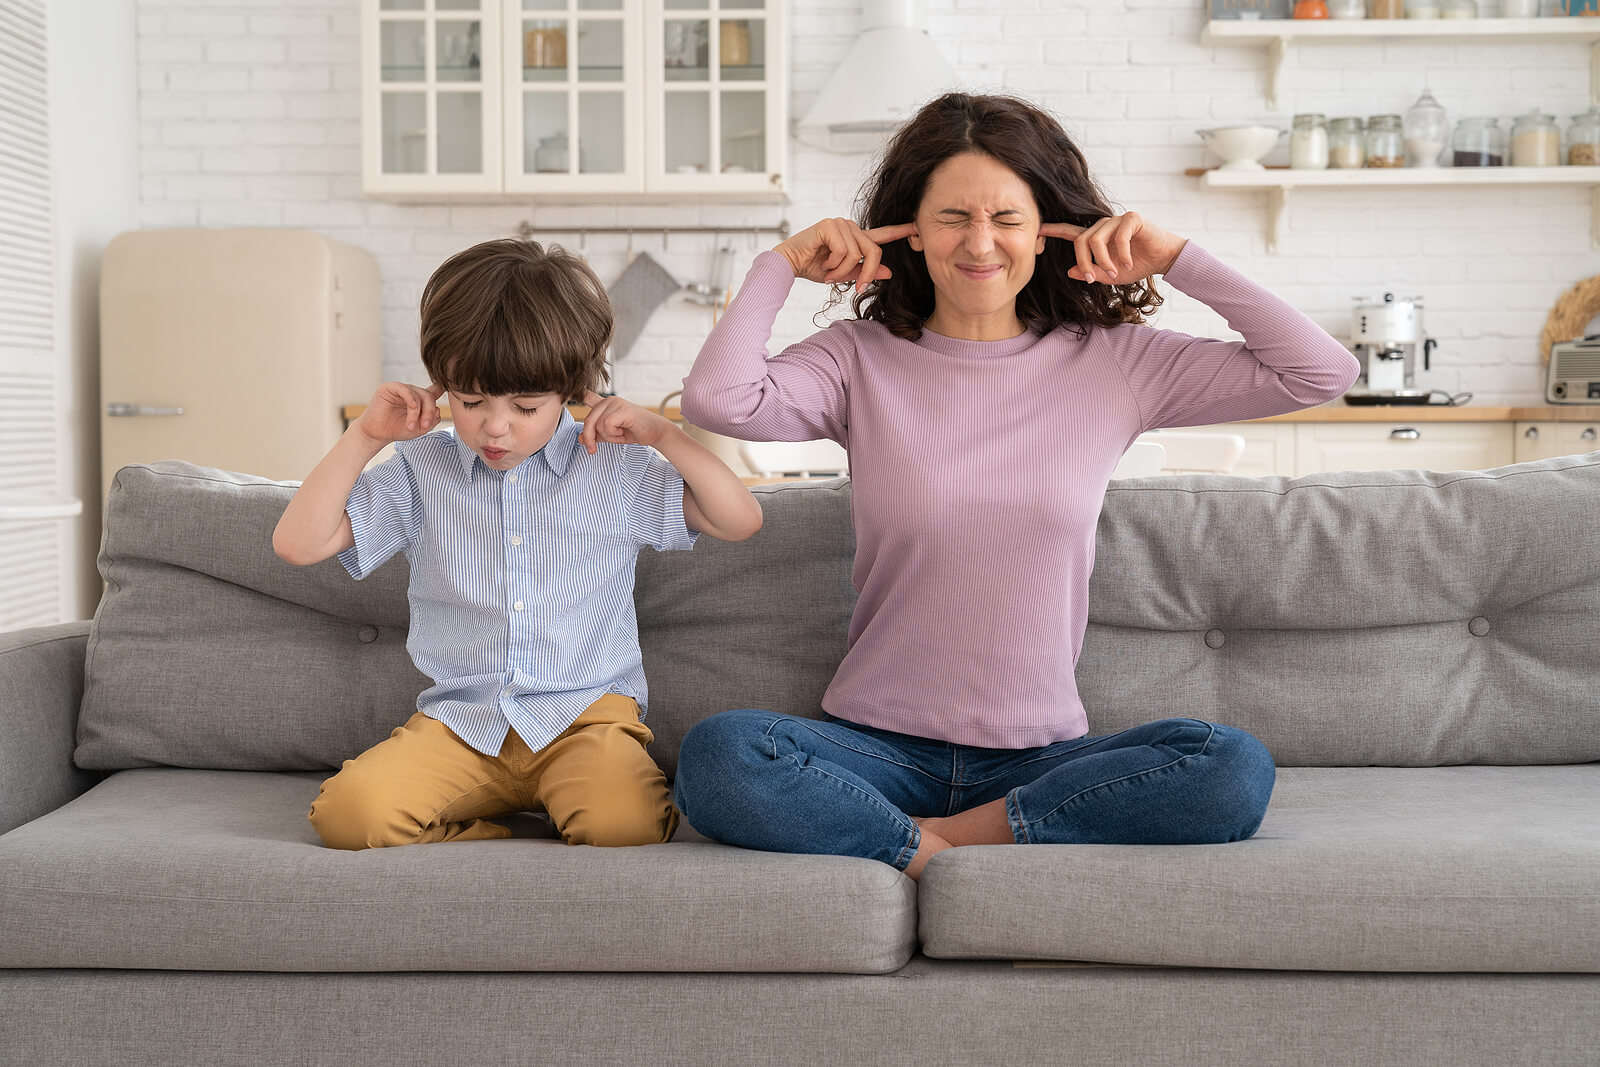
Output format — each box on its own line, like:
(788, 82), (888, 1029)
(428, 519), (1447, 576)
(1196, 125), (1283, 171)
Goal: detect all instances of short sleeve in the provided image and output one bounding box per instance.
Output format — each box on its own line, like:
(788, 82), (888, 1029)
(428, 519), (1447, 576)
(337, 451), (422, 579)
(625, 446), (699, 553)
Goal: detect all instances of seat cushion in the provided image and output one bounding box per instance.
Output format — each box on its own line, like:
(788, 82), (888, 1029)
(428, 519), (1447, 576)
(919, 765), (1600, 972)
(0, 769), (915, 974)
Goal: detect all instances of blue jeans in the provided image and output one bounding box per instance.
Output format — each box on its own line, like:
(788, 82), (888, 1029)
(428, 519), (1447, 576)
(673, 712), (1276, 871)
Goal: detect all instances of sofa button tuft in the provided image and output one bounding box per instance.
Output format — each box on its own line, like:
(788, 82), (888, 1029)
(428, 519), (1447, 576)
(1469, 616), (1490, 637)
(357, 626), (379, 644)
(1205, 628), (1225, 649)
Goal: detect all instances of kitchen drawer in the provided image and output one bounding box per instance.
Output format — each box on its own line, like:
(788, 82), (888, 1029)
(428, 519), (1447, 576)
(1515, 421), (1600, 463)
(1293, 421), (1512, 477)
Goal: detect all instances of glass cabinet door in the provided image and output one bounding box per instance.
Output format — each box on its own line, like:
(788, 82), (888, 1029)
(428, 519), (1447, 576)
(368, 0), (501, 192)
(647, 0), (782, 194)
(503, 0), (642, 192)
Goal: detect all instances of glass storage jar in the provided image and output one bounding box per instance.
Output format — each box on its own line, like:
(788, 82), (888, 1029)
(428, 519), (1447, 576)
(1439, 0), (1477, 14)
(1365, 114), (1404, 167)
(1510, 110), (1560, 166)
(1452, 117), (1505, 166)
(1290, 113), (1330, 168)
(1329, 116), (1366, 167)
(1404, 0), (1440, 13)
(1369, 0), (1405, 14)
(1328, 0), (1367, 13)
(1403, 87), (1448, 167)
(1570, 107), (1600, 167)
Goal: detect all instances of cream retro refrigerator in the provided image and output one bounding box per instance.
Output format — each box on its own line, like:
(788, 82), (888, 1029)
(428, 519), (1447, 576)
(99, 228), (381, 497)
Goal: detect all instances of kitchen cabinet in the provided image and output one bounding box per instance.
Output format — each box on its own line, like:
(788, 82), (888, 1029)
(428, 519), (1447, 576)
(1200, 418), (1516, 476)
(1195, 18), (1600, 251)
(1515, 420), (1600, 463)
(362, 0), (787, 200)
(1203, 420), (1296, 478)
(364, 0), (502, 195)
(1291, 421), (1513, 477)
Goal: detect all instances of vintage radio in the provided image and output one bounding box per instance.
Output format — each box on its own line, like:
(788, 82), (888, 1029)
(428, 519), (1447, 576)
(1547, 338), (1600, 404)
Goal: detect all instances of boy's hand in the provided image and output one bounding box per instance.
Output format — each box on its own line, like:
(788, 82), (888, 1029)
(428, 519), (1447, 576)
(355, 381), (446, 447)
(578, 390), (669, 454)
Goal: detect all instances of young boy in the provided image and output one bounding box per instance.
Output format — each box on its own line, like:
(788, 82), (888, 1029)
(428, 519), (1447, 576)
(274, 238), (762, 850)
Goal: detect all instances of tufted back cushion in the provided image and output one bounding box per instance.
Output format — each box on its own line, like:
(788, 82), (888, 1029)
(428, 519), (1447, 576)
(1077, 453), (1600, 765)
(76, 454), (1600, 773)
(75, 462), (855, 776)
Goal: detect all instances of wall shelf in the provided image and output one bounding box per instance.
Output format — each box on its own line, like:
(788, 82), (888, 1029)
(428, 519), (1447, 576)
(1200, 18), (1600, 109)
(1194, 165), (1600, 252)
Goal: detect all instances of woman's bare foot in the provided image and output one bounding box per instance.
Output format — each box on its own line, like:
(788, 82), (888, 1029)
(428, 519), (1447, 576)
(916, 798), (1015, 848)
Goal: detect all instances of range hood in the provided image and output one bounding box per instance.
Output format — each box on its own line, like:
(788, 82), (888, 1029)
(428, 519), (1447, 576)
(796, 0), (961, 134)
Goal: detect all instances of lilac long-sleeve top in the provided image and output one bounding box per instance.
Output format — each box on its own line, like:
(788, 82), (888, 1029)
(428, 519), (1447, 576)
(681, 243), (1360, 748)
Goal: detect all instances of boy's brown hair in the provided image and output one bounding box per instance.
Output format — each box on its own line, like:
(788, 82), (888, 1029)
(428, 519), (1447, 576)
(420, 238), (612, 403)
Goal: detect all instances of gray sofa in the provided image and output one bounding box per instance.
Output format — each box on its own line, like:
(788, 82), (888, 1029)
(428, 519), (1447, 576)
(3, 456), (1598, 1066)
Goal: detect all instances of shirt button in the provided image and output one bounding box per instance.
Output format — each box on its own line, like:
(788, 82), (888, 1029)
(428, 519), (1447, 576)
(511, 536), (522, 546)
(508, 474), (518, 484)
(513, 601), (524, 611)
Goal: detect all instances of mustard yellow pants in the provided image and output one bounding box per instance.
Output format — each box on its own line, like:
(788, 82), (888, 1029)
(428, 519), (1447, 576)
(308, 694), (678, 850)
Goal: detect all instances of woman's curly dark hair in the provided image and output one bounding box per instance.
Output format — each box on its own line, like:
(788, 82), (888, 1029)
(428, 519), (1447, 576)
(833, 92), (1163, 340)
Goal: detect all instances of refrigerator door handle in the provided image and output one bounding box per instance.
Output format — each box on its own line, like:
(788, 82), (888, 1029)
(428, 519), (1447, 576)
(107, 402), (185, 417)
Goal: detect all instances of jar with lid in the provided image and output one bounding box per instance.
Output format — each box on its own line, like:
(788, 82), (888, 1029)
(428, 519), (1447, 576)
(1439, 0), (1476, 15)
(1327, 117), (1366, 167)
(1403, 0), (1440, 13)
(1511, 110), (1560, 166)
(534, 132), (579, 173)
(1452, 117), (1505, 166)
(1402, 88), (1448, 167)
(1327, 0), (1366, 14)
(1290, 114), (1330, 168)
(1369, 0), (1405, 15)
(1570, 107), (1600, 167)
(1365, 114), (1404, 167)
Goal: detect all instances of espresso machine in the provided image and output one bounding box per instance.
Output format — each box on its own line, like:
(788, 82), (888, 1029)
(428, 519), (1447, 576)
(1344, 292), (1438, 405)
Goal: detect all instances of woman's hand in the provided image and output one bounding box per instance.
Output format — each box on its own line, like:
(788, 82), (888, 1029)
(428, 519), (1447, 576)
(1041, 213), (1187, 286)
(355, 381), (446, 447)
(774, 218), (919, 290)
(577, 390), (670, 454)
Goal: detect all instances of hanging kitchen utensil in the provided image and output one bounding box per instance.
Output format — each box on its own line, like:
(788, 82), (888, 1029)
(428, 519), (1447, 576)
(606, 250), (680, 362)
(684, 244), (738, 307)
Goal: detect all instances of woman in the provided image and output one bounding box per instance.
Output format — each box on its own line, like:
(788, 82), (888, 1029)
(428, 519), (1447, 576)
(673, 92), (1359, 880)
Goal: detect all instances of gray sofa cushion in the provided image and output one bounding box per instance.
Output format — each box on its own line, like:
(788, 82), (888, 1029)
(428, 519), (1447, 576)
(919, 765), (1600, 972)
(1076, 453), (1600, 765)
(76, 463), (856, 775)
(0, 767), (915, 974)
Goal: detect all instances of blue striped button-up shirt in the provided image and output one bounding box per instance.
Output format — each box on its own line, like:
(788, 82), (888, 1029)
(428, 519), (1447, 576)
(338, 410), (698, 756)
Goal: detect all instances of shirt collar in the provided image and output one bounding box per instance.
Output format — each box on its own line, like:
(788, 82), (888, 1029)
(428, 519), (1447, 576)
(449, 408), (583, 481)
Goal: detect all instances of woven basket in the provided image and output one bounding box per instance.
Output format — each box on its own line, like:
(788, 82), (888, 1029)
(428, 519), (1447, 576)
(1541, 273), (1600, 363)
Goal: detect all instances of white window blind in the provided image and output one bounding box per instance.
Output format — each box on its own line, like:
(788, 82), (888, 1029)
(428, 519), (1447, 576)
(0, 0), (66, 630)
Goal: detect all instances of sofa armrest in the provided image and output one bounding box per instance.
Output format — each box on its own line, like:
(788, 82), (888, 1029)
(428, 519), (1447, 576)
(0, 621), (97, 835)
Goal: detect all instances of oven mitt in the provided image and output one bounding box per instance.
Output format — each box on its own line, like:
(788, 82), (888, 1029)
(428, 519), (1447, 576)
(607, 251), (681, 362)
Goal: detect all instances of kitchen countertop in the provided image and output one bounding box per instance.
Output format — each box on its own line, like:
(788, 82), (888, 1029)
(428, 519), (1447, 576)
(344, 403), (1600, 425)
(1247, 403), (1600, 423)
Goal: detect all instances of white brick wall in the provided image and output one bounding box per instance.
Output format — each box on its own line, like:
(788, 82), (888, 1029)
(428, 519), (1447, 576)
(137, 0), (1600, 407)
